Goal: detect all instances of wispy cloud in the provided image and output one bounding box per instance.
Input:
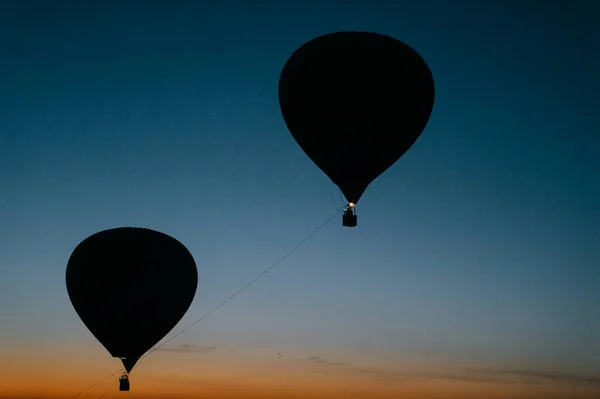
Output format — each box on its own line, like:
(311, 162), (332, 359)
(474, 369), (600, 386)
(281, 354), (600, 387)
(156, 344), (217, 354)
(276, 353), (349, 368)
(305, 356), (349, 367)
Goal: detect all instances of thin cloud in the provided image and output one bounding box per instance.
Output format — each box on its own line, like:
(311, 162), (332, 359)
(476, 369), (600, 386)
(156, 343), (218, 354)
(305, 356), (349, 367)
(285, 354), (600, 387)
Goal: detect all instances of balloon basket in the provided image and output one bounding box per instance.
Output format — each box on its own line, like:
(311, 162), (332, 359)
(342, 211), (357, 227)
(119, 374), (130, 391)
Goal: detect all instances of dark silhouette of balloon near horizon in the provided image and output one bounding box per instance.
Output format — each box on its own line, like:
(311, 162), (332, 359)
(279, 31), (435, 226)
(66, 227), (197, 389)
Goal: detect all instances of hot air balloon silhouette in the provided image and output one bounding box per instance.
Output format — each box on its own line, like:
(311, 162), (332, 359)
(66, 227), (198, 391)
(278, 31), (435, 227)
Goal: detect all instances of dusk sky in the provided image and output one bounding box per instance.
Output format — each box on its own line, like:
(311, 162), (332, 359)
(1, 1), (599, 398)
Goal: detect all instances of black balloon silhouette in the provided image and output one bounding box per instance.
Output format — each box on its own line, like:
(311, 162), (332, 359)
(279, 31), (435, 205)
(66, 227), (197, 373)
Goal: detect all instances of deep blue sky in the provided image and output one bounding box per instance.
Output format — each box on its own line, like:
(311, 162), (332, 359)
(1, 0), (598, 388)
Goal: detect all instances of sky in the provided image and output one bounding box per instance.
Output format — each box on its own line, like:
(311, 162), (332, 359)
(1, 1), (599, 398)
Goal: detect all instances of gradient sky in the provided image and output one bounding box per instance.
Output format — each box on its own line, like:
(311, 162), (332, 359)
(1, 1), (599, 398)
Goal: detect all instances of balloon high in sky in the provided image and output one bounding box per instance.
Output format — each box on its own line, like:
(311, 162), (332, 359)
(65, 227), (198, 377)
(279, 31), (435, 226)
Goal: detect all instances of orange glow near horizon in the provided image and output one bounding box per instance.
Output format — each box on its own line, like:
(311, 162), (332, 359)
(1, 344), (599, 399)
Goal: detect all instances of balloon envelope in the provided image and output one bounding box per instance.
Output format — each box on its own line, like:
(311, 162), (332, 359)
(66, 227), (198, 373)
(279, 31), (435, 204)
